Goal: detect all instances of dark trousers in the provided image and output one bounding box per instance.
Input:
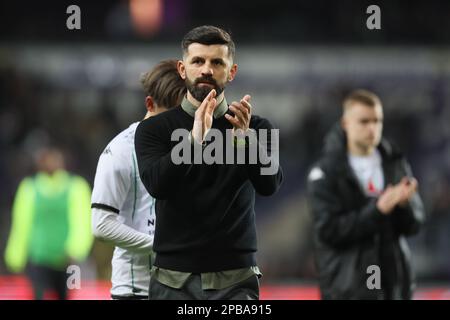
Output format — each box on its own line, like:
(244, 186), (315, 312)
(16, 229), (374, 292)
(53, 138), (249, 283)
(27, 263), (68, 300)
(149, 274), (260, 300)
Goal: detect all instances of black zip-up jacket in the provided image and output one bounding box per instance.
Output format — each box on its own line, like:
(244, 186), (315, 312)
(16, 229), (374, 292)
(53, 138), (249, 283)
(307, 123), (425, 299)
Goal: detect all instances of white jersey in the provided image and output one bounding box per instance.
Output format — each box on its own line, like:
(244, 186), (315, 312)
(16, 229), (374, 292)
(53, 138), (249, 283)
(348, 149), (385, 197)
(91, 122), (155, 297)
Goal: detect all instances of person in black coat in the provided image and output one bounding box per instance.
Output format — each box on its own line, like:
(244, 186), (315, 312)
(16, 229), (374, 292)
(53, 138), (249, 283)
(307, 89), (425, 300)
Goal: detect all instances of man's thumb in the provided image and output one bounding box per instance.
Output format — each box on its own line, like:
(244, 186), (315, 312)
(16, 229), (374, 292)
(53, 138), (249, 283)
(243, 94), (251, 102)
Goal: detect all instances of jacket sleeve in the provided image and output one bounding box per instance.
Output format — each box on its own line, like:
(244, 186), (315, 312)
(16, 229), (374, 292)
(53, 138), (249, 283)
(307, 165), (384, 249)
(134, 117), (192, 199)
(245, 117), (283, 196)
(4, 178), (34, 273)
(392, 159), (426, 236)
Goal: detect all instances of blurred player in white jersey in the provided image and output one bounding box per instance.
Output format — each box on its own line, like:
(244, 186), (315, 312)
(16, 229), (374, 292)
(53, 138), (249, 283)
(91, 60), (186, 299)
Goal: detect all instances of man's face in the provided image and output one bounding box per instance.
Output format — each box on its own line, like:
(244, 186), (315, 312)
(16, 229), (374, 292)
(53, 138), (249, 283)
(178, 43), (237, 102)
(342, 102), (384, 151)
(36, 150), (65, 173)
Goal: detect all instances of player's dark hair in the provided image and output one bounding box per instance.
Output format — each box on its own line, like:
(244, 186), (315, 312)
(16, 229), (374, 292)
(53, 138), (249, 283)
(181, 25), (235, 59)
(140, 59), (186, 109)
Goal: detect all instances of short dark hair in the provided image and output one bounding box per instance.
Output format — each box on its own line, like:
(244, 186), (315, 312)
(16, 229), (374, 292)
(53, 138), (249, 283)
(181, 25), (235, 59)
(140, 59), (186, 109)
(343, 89), (382, 112)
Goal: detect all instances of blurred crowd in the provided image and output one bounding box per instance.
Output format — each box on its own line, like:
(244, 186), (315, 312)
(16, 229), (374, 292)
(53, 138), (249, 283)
(1, 45), (450, 285)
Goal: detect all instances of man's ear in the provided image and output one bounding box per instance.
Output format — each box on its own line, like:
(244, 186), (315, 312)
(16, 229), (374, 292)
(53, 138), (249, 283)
(177, 60), (186, 80)
(228, 63), (238, 82)
(145, 96), (155, 113)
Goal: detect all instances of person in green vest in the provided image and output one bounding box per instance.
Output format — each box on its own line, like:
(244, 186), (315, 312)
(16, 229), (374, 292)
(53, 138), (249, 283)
(4, 147), (93, 300)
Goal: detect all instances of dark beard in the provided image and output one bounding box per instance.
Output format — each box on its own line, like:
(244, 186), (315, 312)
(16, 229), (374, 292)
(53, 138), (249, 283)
(186, 76), (225, 102)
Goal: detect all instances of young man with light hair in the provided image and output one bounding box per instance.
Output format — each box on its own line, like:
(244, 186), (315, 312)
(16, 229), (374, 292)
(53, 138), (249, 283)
(308, 89), (425, 300)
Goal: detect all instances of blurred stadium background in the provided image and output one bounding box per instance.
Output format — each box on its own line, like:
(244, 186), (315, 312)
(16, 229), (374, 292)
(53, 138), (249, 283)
(1, 0), (450, 299)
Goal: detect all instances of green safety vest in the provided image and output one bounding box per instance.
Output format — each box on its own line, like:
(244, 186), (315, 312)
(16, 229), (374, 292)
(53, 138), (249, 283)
(4, 170), (93, 272)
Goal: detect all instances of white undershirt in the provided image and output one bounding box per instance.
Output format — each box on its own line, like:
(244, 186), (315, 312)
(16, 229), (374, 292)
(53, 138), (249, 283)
(348, 149), (384, 197)
(91, 208), (152, 253)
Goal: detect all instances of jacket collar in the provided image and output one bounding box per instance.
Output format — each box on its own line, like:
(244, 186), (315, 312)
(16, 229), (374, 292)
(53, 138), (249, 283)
(323, 122), (402, 162)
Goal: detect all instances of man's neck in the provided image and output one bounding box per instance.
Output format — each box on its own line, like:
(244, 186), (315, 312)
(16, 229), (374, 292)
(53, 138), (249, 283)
(187, 91), (225, 108)
(348, 143), (375, 157)
(143, 111), (152, 120)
